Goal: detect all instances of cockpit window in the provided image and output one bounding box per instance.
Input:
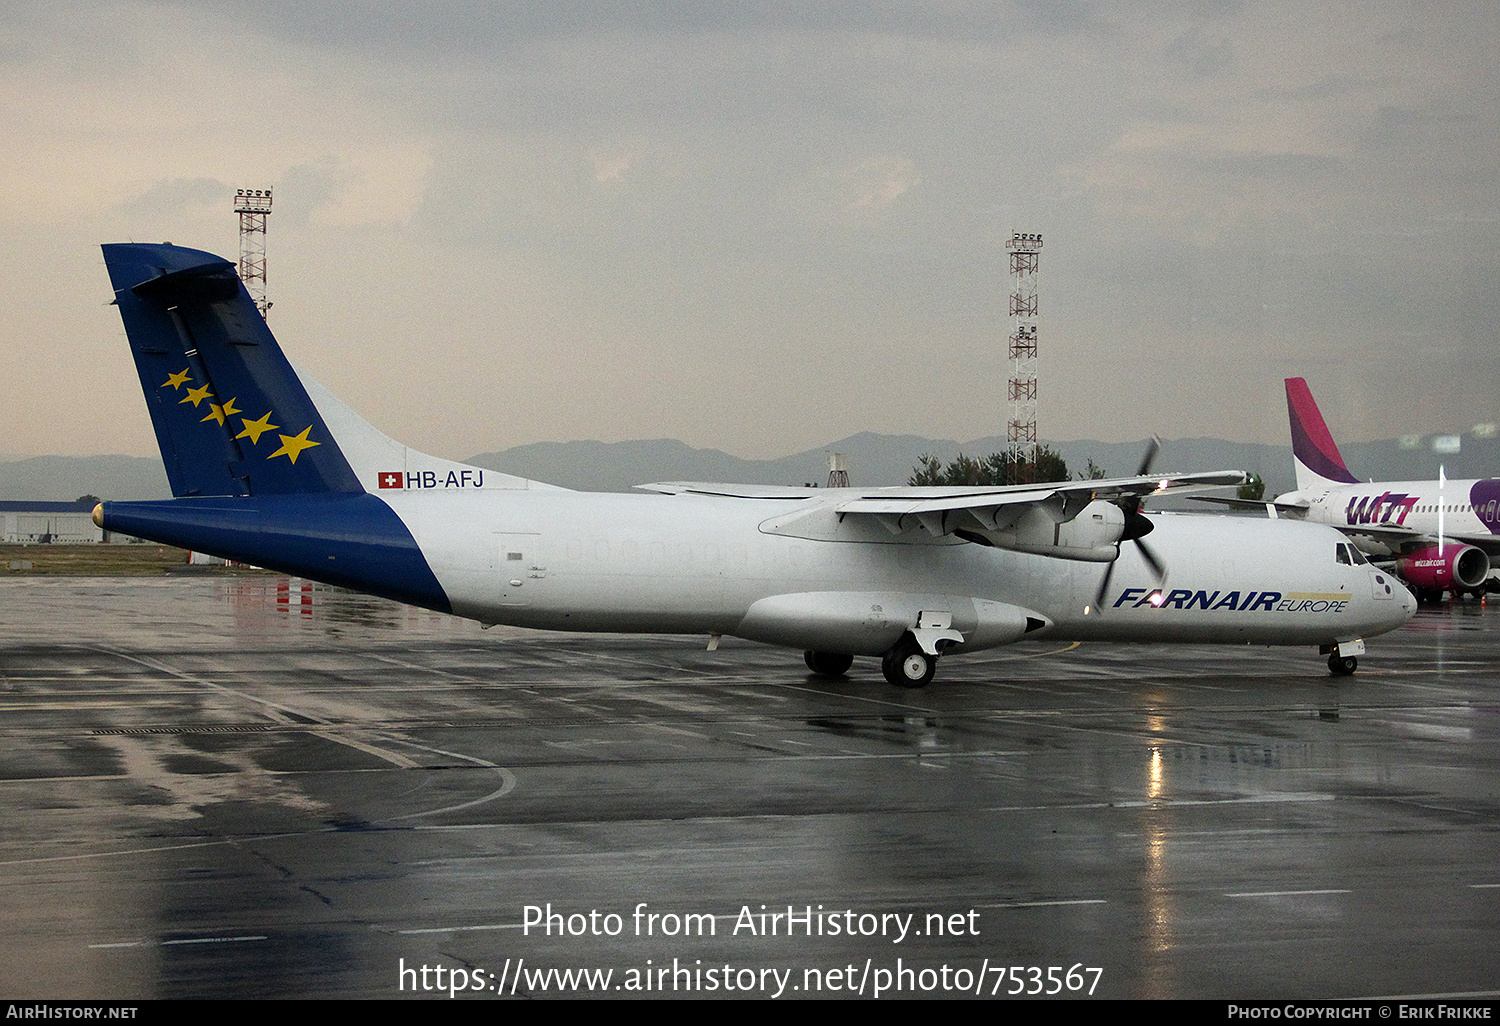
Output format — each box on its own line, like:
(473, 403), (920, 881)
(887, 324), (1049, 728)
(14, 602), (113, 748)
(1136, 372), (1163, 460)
(1336, 543), (1368, 565)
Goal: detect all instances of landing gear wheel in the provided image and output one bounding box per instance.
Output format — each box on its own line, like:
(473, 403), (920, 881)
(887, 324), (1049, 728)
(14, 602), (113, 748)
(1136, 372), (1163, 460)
(804, 651), (854, 677)
(1328, 654), (1357, 676)
(882, 642), (936, 688)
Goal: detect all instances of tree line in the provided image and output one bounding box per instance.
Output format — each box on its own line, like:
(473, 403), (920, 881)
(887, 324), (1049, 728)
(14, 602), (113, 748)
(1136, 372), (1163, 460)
(908, 446), (1103, 486)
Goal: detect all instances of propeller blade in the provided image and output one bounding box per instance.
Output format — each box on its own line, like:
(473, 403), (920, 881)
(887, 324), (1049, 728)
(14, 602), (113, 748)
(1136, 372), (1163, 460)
(1135, 536), (1166, 580)
(1099, 434), (1167, 611)
(1095, 552), (1117, 608)
(1135, 435), (1162, 478)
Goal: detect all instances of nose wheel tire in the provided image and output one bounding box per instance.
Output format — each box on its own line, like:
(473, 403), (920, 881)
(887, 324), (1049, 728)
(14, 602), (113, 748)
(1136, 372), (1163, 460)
(882, 642), (936, 688)
(804, 651), (854, 677)
(1328, 654), (1357, 676)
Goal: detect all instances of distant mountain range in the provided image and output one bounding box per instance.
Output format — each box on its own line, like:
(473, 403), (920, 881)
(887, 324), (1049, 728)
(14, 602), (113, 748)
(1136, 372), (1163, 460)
(8, 430), (1500, 502)
(465, 433), (1300, 496)
(0, 455), (171, 503)
(467, 429), (1500, 500)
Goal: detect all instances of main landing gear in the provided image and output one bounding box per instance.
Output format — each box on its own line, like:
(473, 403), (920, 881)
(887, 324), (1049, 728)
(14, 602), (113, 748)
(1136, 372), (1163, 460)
(804, 651), (854, 677)
(881, 638), (937, 688)
(802, 643), (940, 687)
(806, 620), (956, 688)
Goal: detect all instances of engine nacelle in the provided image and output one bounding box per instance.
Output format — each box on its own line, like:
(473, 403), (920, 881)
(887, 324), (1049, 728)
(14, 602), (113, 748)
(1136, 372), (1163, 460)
(961, 499), (1125, 561)
(1397, 542), (1490, 591)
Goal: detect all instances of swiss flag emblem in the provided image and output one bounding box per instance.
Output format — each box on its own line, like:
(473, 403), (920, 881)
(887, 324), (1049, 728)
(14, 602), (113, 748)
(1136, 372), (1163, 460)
(378, 472), (403, 489)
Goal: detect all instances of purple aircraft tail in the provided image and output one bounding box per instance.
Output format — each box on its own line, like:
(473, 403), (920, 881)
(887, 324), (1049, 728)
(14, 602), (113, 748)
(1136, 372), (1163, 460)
(1286, 378), (1360, 490)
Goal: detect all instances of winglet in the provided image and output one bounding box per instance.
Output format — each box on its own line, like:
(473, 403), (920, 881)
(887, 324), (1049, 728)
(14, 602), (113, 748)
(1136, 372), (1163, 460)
(1285, 378), (1360, 489)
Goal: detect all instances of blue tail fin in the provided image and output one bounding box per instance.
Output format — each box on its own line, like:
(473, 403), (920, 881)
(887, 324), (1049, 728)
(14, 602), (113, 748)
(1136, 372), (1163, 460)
(100, 242), (456, 612)
(101, 240), (557, 613)
(103, 242), (360, 497)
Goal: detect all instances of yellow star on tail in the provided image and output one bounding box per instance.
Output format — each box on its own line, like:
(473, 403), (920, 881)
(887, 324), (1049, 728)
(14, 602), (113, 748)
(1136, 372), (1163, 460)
(201, 397), (241, 426)
(179, 384), (214, 407)
(235, 411), (280, 445)
(267, 426), (320, 465)
(161, 368), (192, 390)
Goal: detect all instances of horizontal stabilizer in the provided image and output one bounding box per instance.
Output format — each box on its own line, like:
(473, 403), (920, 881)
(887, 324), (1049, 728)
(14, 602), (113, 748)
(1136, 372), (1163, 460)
(127, 258), (240, 304)
(96, 493), (450, 612)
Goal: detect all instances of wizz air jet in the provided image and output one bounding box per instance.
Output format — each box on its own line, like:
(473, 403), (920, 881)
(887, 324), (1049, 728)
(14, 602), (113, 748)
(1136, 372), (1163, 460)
(92, 243), (1413, 681)
(1253, 378), (1499, 603)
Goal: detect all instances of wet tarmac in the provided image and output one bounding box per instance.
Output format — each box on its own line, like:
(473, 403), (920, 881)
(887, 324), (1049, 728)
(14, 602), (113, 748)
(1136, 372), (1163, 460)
(0, 576), (1496, 1000)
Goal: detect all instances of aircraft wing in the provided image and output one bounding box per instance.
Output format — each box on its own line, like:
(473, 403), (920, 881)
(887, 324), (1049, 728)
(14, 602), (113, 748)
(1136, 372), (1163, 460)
(1448, 532), (1500, 556)
(833, 472), (1242, 516)
(1334, 522), (1426, 547)
(641, 470), (1246, 532)
(636, 483), (824, 499)
(1327, 522), (1500, 557)
(1189, 495), (1311, 514)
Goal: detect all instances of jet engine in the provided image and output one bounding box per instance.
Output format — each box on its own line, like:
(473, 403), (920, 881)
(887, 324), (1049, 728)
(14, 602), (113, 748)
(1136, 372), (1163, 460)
(1396, 542), (1489, 592)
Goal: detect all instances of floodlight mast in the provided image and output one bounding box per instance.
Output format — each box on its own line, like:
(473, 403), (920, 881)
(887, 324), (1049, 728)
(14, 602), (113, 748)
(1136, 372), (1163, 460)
(234, 188), (273, 321)
(1006, 231), (1042, 483)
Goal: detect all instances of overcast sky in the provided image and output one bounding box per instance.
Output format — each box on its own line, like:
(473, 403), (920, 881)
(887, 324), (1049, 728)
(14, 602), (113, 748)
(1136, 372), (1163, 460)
(3, 1), (1497, 462)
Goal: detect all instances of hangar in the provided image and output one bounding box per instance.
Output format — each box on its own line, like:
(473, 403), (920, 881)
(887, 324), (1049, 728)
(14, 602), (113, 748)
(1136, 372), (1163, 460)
(0, 500), (104, 543)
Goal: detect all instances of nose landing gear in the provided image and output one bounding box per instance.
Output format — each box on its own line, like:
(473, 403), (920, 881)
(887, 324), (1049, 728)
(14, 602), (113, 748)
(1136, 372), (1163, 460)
(1322, 638), (1364, 676)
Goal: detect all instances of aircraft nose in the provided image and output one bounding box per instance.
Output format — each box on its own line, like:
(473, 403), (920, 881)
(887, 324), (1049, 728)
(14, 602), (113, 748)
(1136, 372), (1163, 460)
(1364, 572), (1416, 634)
(1381, 580), (1417, 630)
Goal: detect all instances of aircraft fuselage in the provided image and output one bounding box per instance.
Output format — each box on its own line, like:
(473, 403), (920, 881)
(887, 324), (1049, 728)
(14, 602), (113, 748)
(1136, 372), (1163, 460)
(373, 490), (1413, 652)
(1279, 479), (1500, 556)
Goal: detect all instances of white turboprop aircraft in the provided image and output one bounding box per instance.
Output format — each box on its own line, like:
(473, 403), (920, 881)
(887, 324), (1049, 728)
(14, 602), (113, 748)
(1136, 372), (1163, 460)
(93, 244), (1414, 682)
(1200, 378), (1500, 603)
